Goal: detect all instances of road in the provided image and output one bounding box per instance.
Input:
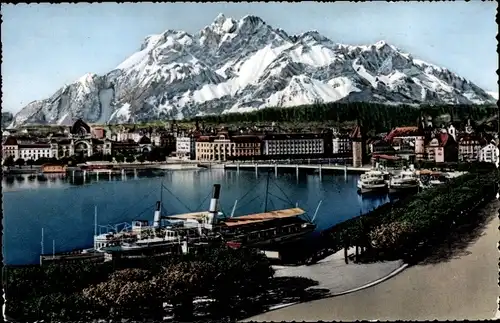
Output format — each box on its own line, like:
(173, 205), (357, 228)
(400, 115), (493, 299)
(245, 200), (500, 322)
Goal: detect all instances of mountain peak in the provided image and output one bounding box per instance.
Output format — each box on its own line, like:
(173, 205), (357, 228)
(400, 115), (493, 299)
(77, 73), (97, 84)
(214, 13), (226, 23)
(9, 14), (496, 127)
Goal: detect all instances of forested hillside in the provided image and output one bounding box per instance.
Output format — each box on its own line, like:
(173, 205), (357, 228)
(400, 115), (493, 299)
(192, 103), (498, 134)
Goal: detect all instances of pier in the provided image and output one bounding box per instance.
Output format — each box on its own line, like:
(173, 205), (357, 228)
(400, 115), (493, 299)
(224, 163), (371, 178)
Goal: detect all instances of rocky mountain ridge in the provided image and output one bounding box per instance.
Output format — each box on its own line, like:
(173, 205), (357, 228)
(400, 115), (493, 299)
(9, 13), (496, 128)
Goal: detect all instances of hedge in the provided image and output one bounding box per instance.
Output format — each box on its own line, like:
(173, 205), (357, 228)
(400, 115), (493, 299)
(321, 166), (499, 262)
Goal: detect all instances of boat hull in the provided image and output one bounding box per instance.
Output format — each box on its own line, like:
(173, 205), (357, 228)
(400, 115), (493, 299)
(388, 184), (419, 194)
(357, 180), (388, 194)
(246, 228), (315, 247)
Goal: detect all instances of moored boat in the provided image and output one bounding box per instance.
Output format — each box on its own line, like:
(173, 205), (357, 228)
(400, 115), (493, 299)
(389, 169), (420, 193)
(357, 170), (389, 194)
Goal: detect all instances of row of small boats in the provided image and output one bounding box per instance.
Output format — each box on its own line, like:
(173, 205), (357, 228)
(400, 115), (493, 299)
(357, 167), (448, 194)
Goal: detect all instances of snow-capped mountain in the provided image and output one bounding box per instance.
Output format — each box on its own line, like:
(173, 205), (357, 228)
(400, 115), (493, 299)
(10, 14), (497, 127)
(486, 91), (498, 100)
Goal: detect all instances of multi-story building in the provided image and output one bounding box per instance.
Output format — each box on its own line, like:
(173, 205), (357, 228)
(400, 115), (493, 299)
(426, 129), (459, 163)
(176, 136), (196, 160)
(262, 133), (324, 156)
(111, 140), (140, 155)
(2, 136), (54, 160)
(458, 134), (482, 162)
(479, 141), (500, 167)
(196, 134), (232, 162)
(195, 134), (262, 161)
(116, 129), (142, 142)
(92, 127), (106, 139)
(332, 134), (351, 155)
(384, 126), (425, 160)
(231, 135), (262, 159)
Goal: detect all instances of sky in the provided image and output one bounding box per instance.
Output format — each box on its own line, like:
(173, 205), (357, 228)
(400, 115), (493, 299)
(2, 2), (498, 114)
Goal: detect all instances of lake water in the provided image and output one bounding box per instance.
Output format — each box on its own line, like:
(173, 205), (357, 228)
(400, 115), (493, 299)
(3, 169), (394, 265)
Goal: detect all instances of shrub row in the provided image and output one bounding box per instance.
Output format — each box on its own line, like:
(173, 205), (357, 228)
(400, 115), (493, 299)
(322, 166), (499, 261)
(3, 245), (274, 322)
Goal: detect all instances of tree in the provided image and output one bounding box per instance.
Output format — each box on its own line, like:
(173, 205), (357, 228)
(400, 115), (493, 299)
(115, 154), (125, 163)
(200, 246), (275, 317)
(82, 268), (162, 320)
(148, 147), (165, 162)
(3, 155), (15, 168)
(154, 261), (212, 321)
(102, 154), (113, 162)
(125, 156), (135, 163)
(137, 154), (146, 163)
(34, 157), (49, 165)
(26, 159), (35, 168)
(15, 158), (25, 168)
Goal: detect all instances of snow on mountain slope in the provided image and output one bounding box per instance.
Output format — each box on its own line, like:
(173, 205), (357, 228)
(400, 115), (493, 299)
(486, 91), (498, 100)
(10, 14), (497, 127)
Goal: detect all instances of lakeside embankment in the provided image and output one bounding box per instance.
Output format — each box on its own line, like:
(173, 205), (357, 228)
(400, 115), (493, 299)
(245, 199), (500, 321)
(243, 165), (499, 320)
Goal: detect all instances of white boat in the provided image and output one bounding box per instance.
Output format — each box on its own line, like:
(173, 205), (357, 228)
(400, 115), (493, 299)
(357, 170), (389, 194)
(389, 170), (420, 193)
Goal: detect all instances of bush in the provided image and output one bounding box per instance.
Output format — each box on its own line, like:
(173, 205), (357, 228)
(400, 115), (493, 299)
(369, 221), (414, 250)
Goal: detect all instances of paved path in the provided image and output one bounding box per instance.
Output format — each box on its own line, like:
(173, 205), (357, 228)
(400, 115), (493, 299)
(272, 248), (403, 295)
(246, 200), (500, 322)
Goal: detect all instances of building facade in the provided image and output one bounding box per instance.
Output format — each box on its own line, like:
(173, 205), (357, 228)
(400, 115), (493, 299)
(176, 136), (196, 159)
(332, 134), (351, 155)
(426, 130), (459, 163)
(350, 125), (364, 167)
(196, 134), (233, 162)
(2, 136), (54, 160)
(195, 134), (262, 161)
(262, 133), (324, 156)
(479, 142), (500, 167)
(458, 134), (482, 162)
(231, 135), (262, 159)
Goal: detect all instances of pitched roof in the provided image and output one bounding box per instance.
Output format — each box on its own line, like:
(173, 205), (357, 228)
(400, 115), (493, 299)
(138, 136), (152, 145)
(70, 119), (91, 134)
(231, 135), (262, 143)
(458, 134), (482, 144)
(3, 136), (18, 145)
(384, 126), (423, 142)
(263, 133), (323, 141)
(350, 125), (363, 140)
(438, 132), (452, 147)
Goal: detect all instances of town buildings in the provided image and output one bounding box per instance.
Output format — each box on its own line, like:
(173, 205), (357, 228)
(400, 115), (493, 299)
(1, 116), (498, 168)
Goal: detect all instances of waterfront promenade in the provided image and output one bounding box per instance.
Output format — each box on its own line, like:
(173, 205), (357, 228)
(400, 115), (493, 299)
(244, 199), (500, 321)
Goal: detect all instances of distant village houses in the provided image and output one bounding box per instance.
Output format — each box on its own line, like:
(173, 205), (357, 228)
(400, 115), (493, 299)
(1, 115), (499, 169)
